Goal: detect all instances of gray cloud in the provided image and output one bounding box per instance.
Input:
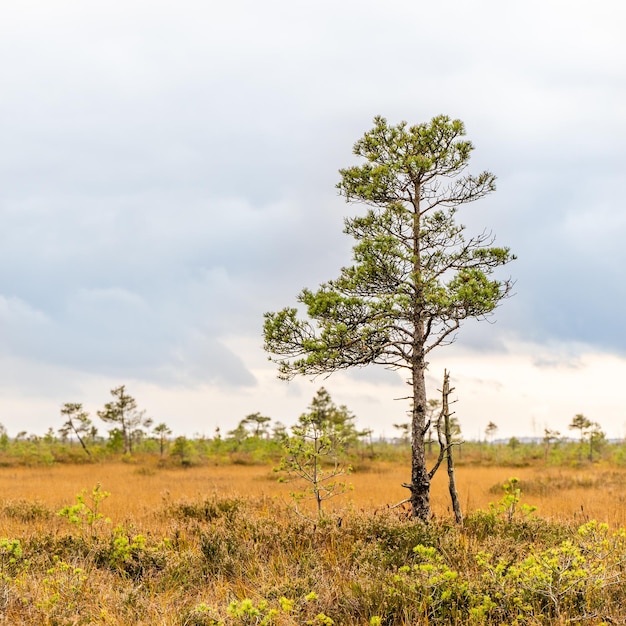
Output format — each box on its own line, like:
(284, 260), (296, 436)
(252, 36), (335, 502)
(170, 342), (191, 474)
(0, 1), (625, 431)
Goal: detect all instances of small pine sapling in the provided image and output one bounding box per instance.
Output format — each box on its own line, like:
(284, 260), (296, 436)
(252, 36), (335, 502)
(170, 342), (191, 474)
(275, 397), (352, 519)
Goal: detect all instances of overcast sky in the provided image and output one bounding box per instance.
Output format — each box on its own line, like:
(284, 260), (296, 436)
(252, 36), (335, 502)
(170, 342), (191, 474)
(1, 1), (625, 441)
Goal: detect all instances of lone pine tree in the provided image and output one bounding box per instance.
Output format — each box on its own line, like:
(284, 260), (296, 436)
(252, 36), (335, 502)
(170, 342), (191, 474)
(264, 115), (514, 521)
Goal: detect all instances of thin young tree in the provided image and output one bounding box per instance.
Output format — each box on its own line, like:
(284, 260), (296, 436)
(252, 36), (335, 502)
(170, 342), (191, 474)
(276, 389), (352, 518)
(264, 115), (514, 521)
(59, 403), (93, 457)
(485, 421), (499, 443)
(587, 421), (605, 462)
(542, 427), (560, 462)
(305, 387), (359, 450)
(243, 412), (272, 438)
(97, 385), (150, 455)
(569, 413), (592, 462)
(227, 420), (250, 450)
(393, 422), (411, 446)
(153, 423), (172, 458)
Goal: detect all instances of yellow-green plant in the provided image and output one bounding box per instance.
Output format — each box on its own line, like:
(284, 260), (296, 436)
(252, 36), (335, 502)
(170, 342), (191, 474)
(388, 544), (472, 622)
(227, 598), (279, 625)
(0, 538), (26, 579)
(476, 520), (626, 621)
(490, 477), (536, 523)
(57, 483), (111, 536)
(109, 524), (147, 570)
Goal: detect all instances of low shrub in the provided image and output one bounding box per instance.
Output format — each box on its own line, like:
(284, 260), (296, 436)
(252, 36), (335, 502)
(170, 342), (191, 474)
(1, 486), (626, 624)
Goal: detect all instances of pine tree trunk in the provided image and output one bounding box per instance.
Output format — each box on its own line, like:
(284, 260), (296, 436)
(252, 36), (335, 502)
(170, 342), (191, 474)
(74, 430), (91, 457)
(410, 189), (431, 522)
(123, 419), (131, 455)
(411, 361), (430, 521)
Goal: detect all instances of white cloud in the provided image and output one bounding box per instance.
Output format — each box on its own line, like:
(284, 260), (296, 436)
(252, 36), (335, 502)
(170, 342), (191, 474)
(429, 340), (626, 440)
(0, 0), (624, 437)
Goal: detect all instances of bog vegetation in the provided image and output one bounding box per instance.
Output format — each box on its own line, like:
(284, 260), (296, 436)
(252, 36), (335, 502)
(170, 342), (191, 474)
(0, 385), (625, 624)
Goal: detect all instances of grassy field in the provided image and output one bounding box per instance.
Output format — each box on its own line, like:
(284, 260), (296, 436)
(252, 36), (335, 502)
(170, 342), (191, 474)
(2, 459), (626, 624)
(2, 459), (625, 528)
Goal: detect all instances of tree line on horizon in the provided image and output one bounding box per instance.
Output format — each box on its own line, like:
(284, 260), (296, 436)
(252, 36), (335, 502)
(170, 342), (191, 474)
(0, 382), (613, 468)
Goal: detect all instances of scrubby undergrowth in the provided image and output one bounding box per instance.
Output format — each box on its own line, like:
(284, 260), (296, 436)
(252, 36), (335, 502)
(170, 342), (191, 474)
(0, 485), (625, 625)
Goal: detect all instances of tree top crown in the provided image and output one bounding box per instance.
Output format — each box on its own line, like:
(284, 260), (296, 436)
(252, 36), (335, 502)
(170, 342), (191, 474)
(338, 115), (491, 208)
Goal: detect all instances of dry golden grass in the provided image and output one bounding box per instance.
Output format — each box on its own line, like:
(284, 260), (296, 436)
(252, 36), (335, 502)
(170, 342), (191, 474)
(442, 464), (626, 526)
(2, 458), (626, 531)
(3, 458), (626, 624)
